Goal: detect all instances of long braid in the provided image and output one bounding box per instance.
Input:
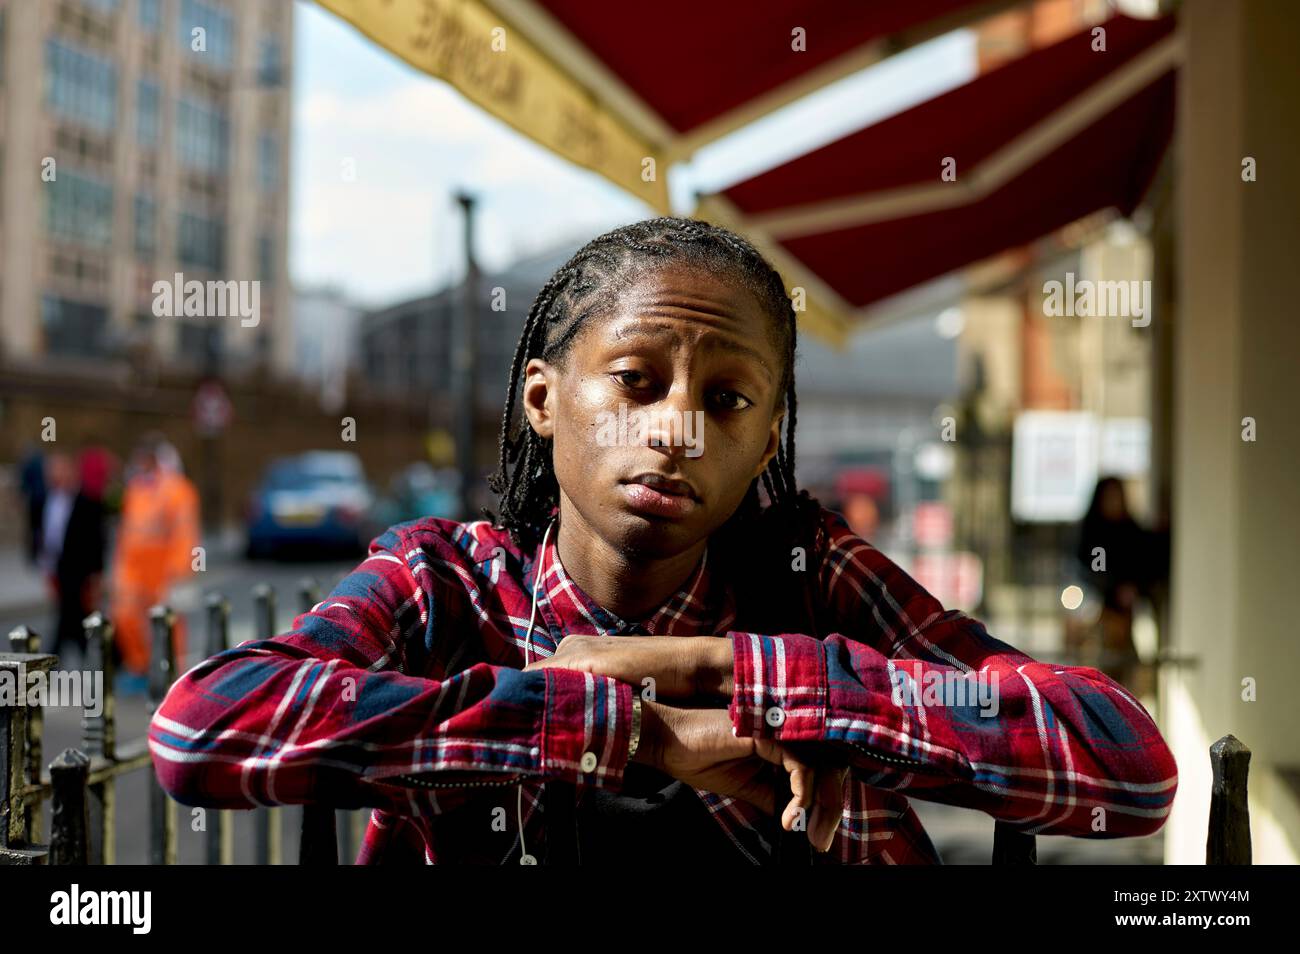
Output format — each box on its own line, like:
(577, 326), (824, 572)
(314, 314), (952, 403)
(495, 275), (557, 472)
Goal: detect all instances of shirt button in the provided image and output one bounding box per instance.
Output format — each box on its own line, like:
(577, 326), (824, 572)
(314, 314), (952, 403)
(764, 706), (786, 728)
(580, 751), (599, 773)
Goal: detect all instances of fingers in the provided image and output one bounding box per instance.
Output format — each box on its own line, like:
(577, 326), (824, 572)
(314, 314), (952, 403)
(778, 748), (814, 834)
(672, 713), (845, 853)
(808, 764), (848, 852)
(754, 738), (814, 833)
(755, 737), (845, 852)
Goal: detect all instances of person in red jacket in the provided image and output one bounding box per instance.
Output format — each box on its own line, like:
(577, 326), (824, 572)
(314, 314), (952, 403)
(149, 218), (1177, 864)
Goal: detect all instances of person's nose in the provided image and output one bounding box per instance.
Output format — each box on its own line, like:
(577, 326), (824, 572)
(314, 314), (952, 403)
(644, 380), (703, 462)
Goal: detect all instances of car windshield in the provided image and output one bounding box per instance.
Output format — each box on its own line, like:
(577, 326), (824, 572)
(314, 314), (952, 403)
(264, 455), (362, 490)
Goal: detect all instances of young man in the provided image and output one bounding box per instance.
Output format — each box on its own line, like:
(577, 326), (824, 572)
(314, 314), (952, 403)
(149, 218), (1178, 864)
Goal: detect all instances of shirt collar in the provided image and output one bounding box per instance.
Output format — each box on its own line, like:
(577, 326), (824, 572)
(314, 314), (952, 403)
(529, 521), (736, 639)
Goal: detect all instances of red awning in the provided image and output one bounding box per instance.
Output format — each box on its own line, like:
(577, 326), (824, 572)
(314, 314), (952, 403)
(701, 12), (1179, 314)
(320, 0), (1181, 342)
(531, 0), (1015, 137)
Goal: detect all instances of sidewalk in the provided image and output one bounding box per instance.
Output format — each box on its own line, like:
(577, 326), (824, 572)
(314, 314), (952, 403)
(0, 524), (247, 617)
(0, 546), (51, 618)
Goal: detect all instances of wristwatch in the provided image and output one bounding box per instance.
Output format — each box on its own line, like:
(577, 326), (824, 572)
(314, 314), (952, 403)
(628, 693), (642, 760)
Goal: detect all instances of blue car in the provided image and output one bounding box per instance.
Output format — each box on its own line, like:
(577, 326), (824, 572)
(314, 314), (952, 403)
(245, 452), (374, 559)
(368, 462), (461, 529)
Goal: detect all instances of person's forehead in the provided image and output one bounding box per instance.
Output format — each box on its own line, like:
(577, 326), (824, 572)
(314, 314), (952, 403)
(599, 264), (782, 354)
(618, 261), (763, 313)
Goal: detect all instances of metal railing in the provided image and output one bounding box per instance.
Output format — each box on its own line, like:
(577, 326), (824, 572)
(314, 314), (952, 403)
(0, 587), (1254, 865)
(0, 579), (366, 865)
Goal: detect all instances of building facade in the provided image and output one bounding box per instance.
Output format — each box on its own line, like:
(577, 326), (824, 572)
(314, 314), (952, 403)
(359, 244), (580, 416)
(0, 0), (292, 377)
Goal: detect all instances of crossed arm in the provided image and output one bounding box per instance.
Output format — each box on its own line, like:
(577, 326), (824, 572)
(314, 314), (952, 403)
(525, 512), (1180, 843)
(149, 516), (1177, 856)
(147, 526), (836, 848)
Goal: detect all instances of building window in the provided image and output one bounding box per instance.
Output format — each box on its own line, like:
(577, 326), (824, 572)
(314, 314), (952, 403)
(257, 233), (274, 284)
(257, 133), (278, 192)
(175, 94), (228, 174)
(257, 36), (282, 86)
(138, 0), (161, 31)
(134, 194), (156, 256)
(179, 0), (234, 68)
(45, 169), (114, 246)
(177, 210), (224, 272)
(178, 321), (220, 366)
(81, 0), (122, 13)
(137, 78), (160, 148)
(44, 38), (118, 132)
(42, 295), (109, 356)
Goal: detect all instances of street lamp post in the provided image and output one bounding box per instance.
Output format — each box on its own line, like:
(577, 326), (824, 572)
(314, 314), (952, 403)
(452, 192), (479, 520)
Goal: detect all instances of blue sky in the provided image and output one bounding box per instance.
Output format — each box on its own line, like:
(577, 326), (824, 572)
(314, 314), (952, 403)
(288, 0), (976, 309)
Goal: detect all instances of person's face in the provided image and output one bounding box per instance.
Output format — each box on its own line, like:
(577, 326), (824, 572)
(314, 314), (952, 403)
(521, 262), (786, 560)
(46, 453), (76, 491)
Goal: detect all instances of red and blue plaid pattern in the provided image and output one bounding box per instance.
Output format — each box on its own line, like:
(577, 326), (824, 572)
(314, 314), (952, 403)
(148, 507), (1177, 863)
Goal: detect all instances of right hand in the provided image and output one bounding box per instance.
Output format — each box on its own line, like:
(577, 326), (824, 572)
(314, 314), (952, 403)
(633, 700), (845, 852)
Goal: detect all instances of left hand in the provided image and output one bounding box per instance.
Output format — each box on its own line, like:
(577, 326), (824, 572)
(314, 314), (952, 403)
(522, 634), (733, 702)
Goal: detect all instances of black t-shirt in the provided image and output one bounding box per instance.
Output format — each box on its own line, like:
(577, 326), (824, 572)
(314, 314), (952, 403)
(570, 761), (750, 864)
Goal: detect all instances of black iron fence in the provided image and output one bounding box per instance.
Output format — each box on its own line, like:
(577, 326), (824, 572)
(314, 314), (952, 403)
(0, 579), (366, 865)
(0, 582), (1253, 865)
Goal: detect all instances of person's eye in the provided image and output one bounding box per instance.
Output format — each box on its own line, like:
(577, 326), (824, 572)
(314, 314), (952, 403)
(612, 369), (652, 390)
(711, 390), (754, 411)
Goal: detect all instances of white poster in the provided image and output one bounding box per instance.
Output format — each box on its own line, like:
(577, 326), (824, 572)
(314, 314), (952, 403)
(1099, 418), (1150, 477)
(1011, 411), (1098, 522)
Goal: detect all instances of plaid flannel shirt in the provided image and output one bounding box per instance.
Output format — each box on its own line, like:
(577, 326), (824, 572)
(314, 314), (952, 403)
(148, 506), (1177, 864)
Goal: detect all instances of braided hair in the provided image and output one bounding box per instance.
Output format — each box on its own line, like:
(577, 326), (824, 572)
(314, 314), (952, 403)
(483, 216), (830, 635)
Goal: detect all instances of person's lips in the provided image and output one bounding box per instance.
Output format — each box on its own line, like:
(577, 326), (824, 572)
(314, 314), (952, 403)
(624, 472), (698, 500)
(620, 472), (700, 518)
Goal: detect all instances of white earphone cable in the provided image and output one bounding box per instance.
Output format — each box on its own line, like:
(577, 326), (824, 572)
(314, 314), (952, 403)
(516, 516), (556, 864)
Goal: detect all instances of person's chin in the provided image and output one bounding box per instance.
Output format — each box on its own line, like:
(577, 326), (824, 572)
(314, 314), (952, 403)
(610, 503), (705, 558)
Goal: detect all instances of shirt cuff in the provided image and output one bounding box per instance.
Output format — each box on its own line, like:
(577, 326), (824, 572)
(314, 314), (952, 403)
(541, 668), (634, 788)
(727, 632), (827, 741)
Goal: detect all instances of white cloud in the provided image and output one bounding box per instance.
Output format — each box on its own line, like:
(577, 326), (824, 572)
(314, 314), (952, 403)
(291, 65), (647, 305)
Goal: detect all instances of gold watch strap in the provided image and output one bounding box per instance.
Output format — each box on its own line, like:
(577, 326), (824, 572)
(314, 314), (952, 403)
(628, 693), (642, 760)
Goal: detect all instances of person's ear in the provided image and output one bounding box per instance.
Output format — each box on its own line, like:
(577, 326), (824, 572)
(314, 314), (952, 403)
(522, 358), (558, 440)
(753, 409), (785, 479)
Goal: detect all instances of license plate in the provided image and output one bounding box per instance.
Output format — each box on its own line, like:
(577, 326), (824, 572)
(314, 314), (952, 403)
(276, 507), (324, 526)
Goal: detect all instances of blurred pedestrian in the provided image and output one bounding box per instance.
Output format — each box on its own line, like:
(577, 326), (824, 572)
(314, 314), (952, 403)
(110, 434), (201, 677)
(35, 451), (107, 667)
(77, 444), (119, 509)
(834, 467), (888, 541)
(1073, 476), (1161, 692)
(18, 444), (47, 566)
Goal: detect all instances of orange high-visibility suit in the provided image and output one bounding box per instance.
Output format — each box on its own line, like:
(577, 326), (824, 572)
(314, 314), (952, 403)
(110, 469), (200, 675)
